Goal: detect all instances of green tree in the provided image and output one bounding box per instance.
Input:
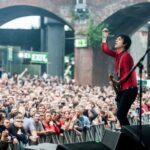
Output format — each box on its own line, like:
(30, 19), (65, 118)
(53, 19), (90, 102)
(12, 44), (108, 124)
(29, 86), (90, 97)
(87, 19), (109, 48)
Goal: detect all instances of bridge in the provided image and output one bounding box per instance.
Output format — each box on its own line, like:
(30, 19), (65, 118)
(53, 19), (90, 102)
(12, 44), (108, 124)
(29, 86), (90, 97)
(0, 0), (148, 26)
(0, 0), (150, 86)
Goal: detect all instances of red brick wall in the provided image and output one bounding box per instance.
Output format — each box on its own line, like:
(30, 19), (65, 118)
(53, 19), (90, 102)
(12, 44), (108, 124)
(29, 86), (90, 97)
(75, 47), (93, 85)
(0, 0), (146, 24)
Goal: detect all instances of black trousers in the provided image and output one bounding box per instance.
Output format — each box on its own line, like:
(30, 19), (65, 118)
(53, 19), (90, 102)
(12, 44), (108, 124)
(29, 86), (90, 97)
(116, 87), (138, 126)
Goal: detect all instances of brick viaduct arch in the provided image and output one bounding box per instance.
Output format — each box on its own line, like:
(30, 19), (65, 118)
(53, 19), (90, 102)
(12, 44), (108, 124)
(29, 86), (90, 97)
(0, 4), (73, 29)
(0, 1), (75, 78)
(101, 2), (150, 35)
(0, 0), (148, 28)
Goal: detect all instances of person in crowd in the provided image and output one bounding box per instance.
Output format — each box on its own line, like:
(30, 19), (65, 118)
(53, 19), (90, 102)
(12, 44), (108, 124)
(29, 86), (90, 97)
(38, 104), (46, 114)
(99, 110), (109, 128)
(63, 110), (72, 130)
(107, 107), (117, 129)
(4, 118), (10, 129)
(141, 99), (149, 114)
(0, 130), (9, 149)
(145, 98), (150, 111)
(30, 112), (46, 136)
(50, 110), (61, 134)
(9, 113), (28, 145)
(39, 112), (45, 123)
(0, 113), (10, 149)
(11, 68), (28, 85)
(0, 73), (8, 86)
(0, 113), (6, 133)
(0, 102), (7, 116)
(83, 102), (98, 124)
(0, 68), (149, 145)
(14, 106), (38, 144)
(73, 107), (91, 131)
(42, 111), (55, 133)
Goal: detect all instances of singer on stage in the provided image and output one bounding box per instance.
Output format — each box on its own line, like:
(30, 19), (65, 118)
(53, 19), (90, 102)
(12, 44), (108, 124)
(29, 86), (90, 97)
(101, 28), (138, 126)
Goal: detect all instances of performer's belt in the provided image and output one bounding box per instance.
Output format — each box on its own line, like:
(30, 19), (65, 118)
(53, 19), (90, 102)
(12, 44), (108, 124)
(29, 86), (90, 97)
(125, 86), (137, 90)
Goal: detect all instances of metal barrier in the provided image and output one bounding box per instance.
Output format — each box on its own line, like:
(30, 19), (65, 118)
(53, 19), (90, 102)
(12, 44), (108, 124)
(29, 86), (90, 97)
(7, 114), (150, 150)
(7, 123), (105, 150)
(142, 113), (150, 124)
(128, 113), (150, 125)
(107, 114), (150, 131)
(7, 142), (26, 150)
(55, 123), (105, 144)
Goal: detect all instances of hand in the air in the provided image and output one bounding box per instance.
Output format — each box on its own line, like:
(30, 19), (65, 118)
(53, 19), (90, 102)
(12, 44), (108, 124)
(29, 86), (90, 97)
(102, 28), (109, 39)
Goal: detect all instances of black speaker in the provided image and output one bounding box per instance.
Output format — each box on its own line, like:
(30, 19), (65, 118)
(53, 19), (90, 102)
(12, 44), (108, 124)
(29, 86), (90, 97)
(121, 125), (150, 150)
(102, 125), (150, 150)
(56, 141), (111, 150)
(101, 129), (121, 150)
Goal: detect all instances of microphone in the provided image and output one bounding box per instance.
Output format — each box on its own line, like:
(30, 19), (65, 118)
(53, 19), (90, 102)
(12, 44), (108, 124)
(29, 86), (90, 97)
(102, 28), (115, 37)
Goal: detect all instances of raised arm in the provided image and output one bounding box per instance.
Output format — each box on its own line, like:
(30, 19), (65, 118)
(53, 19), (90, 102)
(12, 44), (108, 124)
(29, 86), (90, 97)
(18, 68), (28, 80)
(101, 28), (116, 57)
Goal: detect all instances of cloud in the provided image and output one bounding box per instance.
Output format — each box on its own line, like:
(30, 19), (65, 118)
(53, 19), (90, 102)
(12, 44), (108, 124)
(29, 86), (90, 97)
(0, 16), (40, 29)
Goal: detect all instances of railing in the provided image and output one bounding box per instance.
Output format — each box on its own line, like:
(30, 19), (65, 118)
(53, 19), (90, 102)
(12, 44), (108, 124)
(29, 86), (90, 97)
(37, 123), (105, 144)
(7, 113), (150, 150)
(7, 123), (105, 150)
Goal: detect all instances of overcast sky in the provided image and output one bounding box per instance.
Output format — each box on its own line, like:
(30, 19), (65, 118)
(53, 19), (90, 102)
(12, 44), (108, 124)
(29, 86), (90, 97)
(0, 16), (70, 31)
(0, 16), (40, 29)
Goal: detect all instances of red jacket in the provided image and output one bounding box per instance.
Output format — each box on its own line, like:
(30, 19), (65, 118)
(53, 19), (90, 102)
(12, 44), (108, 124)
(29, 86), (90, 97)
(101, 42), (137, 90)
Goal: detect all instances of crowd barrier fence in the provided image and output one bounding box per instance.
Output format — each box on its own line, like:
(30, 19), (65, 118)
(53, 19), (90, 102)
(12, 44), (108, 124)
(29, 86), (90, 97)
(7, 113), (150, 150)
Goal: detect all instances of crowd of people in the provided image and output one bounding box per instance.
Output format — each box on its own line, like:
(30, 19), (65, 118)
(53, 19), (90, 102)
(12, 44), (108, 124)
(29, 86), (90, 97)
(0, 70), (150, 149)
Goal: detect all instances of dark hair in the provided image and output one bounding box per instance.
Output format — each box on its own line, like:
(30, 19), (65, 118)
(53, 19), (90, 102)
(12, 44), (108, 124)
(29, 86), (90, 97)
(83, 109), (89, 117)
(118, 34), (131, 50)
(13, 112), (23, 119)
(0, 113), (4, 121)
